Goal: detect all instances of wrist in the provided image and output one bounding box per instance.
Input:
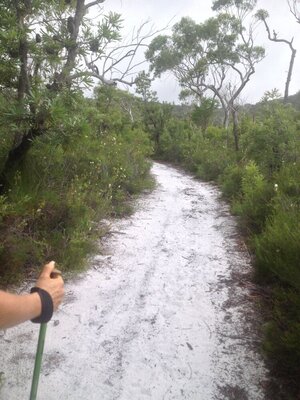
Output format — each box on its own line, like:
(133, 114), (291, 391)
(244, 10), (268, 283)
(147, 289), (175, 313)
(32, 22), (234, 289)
(30, 287), (54, 323)
(27, 292), (42, 320)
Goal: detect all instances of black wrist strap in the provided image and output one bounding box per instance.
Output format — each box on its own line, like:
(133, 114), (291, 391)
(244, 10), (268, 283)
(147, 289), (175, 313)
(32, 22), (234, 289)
(30, 287), (54, 323)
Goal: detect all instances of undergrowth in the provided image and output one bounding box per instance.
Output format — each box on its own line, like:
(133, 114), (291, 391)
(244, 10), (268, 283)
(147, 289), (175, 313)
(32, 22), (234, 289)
(0, 88), (153, 285)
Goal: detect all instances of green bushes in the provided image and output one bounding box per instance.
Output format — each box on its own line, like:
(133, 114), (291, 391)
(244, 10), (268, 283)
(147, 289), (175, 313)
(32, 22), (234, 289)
(254, 162), (300, 286)
(0, 89), (152, 284)
(156, 119), (191, 163)
(189, 127), (233, 180)
(255, 201), (300, 287)
(231, 162), (273, 232)
(220, 163), (243, 199)
(240, 102), (298, 176)
(156, 121), (232, 181)
(263, 287), (300, 388)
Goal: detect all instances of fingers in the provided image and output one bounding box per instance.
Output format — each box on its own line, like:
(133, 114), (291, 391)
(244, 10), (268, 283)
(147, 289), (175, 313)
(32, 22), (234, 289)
(36, 261), (65, 312)
(55, 274), (64, 287)
(50, 268), (62, 279)
(40, 261), (56, 278)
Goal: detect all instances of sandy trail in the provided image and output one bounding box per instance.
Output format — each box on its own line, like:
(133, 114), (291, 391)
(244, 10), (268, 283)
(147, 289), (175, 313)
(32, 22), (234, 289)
(0, 162), (268, 399)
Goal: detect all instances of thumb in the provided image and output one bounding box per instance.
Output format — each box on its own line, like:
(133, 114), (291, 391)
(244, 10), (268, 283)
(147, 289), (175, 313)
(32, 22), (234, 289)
(40, 261), (56, 278)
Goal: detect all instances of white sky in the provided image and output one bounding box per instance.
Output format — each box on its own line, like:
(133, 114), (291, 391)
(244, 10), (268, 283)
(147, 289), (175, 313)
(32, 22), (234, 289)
(95, 0), (300, 104)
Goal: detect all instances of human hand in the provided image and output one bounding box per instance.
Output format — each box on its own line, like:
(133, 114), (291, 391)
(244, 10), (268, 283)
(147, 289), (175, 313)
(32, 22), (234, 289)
(36, 261), (64, 311)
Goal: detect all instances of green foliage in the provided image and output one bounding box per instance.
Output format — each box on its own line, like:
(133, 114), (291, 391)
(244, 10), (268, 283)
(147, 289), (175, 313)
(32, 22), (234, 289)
(232, 161), (273, 232)
(240, 102), (298, 176)
(146, 8), (264, 136)
(254, 161), (300, 287)
(263, 287), (300, 385)
(255, 199), (300, 288)
(0, 88), (152, 284)
(157, 118), (192, 162)
(212, 0), (257, 13)
(140, 101), (172, 150)
(150, 114), (232, 181)
(220, 163), (243, 199)
(135, 71), (157, 102)
(191, 98), (219, 131)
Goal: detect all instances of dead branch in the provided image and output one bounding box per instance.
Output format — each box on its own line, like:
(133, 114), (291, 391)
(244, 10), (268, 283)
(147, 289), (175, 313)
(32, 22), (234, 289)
(260, 15), (296, 102)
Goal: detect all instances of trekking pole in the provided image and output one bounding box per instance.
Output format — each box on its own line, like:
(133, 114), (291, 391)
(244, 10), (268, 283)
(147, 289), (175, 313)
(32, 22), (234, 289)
(29, 268), (62, 400)
(29, 323), (47, 400)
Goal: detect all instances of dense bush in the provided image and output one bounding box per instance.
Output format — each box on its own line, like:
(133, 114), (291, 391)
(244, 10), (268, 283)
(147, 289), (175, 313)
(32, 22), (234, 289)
(232, 161), (273, 232)
(240, 102), (299, 176)
(0, 89), (152, 284)
(157, 119), (191, 163)
(219, 163), (243, 199)
(156, 120), (233, 181)
(263, 287), (300, 387)
(254, 162), (300, 289)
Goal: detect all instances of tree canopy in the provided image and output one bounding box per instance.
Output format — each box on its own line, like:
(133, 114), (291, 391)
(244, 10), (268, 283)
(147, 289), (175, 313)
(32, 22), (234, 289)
(146, 7), (264, 132)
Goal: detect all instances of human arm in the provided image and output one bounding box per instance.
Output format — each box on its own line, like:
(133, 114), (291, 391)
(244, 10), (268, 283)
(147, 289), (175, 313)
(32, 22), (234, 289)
(0, 261), (64, 329)
(0, 290), (42, 329)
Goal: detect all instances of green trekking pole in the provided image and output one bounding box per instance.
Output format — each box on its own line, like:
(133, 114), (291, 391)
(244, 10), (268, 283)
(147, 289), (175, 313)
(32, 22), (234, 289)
(29, 323), (47, 400)
(29, 267), (62, 400)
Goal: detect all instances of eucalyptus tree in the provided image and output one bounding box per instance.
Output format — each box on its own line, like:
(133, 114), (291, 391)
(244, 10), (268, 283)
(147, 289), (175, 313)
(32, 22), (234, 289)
(0, 0), (155, 190)
(146, 2), (264, 150)
(256, 9), (296, 103)
(212, 0), (265, 150)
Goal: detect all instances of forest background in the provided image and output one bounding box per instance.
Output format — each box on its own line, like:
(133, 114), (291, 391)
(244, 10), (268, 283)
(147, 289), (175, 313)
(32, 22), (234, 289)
(0, 0), (299, 398)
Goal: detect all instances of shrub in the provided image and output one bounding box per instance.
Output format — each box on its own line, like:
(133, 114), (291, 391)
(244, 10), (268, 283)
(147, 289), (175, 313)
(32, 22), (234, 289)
(255, 198), (300, 289)
(240, 102), (298, 177)
(220, 163), (243, 199)
(157, 119), (192, 163)
(0, 90), (152, 284)
(263, 287), (300, 386)
(232, 161), (273, 232)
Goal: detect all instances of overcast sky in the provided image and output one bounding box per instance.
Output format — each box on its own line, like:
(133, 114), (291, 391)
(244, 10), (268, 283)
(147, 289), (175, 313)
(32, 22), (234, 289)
(95, 0), (300, 104)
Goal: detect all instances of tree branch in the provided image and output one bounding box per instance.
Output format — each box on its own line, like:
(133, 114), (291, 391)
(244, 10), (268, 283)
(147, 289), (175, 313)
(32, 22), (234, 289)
(260, 15), (296, 101)
(85, 0), (105, 10)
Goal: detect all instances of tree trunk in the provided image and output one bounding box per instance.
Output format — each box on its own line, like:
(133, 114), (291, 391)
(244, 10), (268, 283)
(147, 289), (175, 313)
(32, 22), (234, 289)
(0, 2), (34, 192)
(284, 46), (296, 103)
(13, 1), (30, 102)
(232, 108), (239, 152)
(223, 108), (230, 129)
(17, 37), (29, 102)
(58, 0), (85, 87)
(0, 127), (44, 193)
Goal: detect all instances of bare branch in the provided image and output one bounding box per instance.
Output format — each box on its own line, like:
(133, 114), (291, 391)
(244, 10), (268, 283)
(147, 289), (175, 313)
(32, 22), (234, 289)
(70, 70), (135, 86)
(85, 0), (105, 10)
(259, 12), (297, 101)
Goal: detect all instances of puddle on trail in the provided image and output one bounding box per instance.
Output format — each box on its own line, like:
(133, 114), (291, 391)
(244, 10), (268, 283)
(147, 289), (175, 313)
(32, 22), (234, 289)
(0, 162), (269, 399)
